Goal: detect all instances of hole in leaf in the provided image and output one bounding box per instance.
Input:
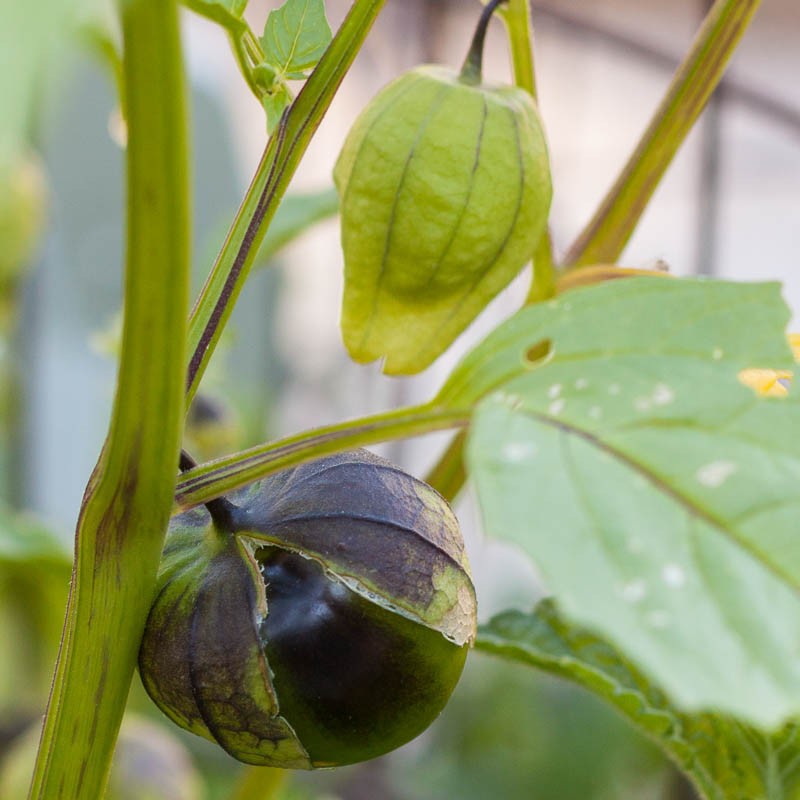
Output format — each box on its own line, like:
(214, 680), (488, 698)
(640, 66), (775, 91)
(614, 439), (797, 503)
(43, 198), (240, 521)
(523, 338), (552, 368)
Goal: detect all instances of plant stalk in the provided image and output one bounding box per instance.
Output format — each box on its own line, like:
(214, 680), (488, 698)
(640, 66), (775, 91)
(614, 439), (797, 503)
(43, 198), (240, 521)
(563, 0), (762, 267)
(175, 405), (468, 511)
(28, 0), (190, 795)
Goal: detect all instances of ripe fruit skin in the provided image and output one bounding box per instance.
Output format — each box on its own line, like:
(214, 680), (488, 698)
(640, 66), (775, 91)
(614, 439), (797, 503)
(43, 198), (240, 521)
(139, 450), (477, 768)
(334, 65), (552, 374)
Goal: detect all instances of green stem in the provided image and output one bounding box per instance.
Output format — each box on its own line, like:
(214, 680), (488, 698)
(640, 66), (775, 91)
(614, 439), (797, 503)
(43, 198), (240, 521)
(563, 0), (762, 267)
(228, 766), (287, 800)
(501, 0), (556, 303)
(231, 29), (261, 97)
(185, 0), (388, 404)
(461, 0), (507, 85)
(424, 430), (468, 503)
(242, 27), (266, 67)
(175, 405), (468, 511)
(182, 0), (263, 98)
(525, 230), (556, 304)
(29, 0), (190, 796)
(500, 0), (537, 98)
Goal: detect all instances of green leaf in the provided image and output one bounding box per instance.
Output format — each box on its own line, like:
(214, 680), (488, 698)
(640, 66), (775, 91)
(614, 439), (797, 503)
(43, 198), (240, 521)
(461, 277), (800, 728)
(478, 602), (800, 800)
(437, 276), (791, 410)
(261, 83), (292, 134)
(260, 0), (332, 79)
(182, 0), (248, 28)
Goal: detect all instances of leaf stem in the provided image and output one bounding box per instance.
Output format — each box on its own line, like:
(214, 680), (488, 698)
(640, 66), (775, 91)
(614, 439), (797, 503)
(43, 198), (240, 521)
(182, 0), (263, 98)
(231, 31), (261, 97)
(500, 0), (537, 98)
(563, 0), (762, 267)
(526, 231), (556, 304)
(242, 27), (265, 66)
(175, 404), (468, 511)
(461, 0), (507, 85)
(29, 0), (190, 796)
(185, 0), (389, 404)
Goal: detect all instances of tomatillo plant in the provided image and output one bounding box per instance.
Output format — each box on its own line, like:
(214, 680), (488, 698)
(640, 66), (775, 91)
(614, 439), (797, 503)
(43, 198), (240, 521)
(21, 0), (799, 798)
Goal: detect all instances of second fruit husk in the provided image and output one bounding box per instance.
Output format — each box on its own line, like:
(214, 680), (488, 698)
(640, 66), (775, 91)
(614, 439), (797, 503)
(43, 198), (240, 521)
(335, 0), (552, 374)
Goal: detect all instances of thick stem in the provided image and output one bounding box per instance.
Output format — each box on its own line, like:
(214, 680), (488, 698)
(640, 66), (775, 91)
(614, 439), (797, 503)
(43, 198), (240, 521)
(29, 0), (190, 795)
(461, 0), (508, 85)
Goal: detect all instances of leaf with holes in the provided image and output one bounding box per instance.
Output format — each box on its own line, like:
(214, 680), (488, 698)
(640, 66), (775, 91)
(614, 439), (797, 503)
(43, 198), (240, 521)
(478, 601), (800, 800)
(456, 276), (800, 727)
(260, 0), (332, 80)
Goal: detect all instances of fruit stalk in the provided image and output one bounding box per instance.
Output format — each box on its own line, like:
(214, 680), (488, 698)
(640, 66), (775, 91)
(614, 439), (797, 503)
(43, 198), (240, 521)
(461, 0), (508, 84)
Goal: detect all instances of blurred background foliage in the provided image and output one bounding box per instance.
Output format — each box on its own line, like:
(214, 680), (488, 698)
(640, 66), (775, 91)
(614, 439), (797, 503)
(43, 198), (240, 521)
(0, 0), (797, 797)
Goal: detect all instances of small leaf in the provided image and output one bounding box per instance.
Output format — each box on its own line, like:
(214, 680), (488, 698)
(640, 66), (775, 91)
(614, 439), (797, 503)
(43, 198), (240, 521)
(457, 277), (800, 727)
(262, 83), (292, 134)
(260, 0), (332, 79)
(478, 602), (800, 800)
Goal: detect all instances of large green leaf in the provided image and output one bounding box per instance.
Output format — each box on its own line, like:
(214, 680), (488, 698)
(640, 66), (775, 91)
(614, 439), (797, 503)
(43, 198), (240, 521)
(478, 602), (800, 800)
(260, 0), (332, 80)
(460, 277), (800, 727)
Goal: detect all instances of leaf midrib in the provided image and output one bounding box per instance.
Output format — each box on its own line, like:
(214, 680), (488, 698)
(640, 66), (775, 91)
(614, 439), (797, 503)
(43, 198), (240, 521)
(504, 403), (800, 592)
